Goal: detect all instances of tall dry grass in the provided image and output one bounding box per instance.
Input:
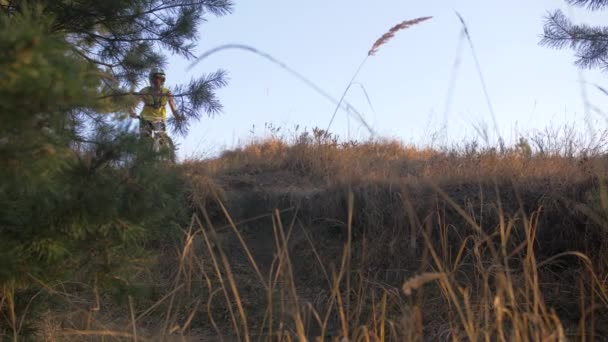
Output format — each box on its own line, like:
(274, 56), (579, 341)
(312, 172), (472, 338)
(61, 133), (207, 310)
(180, 141), (608, 340)
(368, 17), (433, 56)
(21, 131), (608, 341)
(187, 126), (606, 188)
(326, 16), (432, 135)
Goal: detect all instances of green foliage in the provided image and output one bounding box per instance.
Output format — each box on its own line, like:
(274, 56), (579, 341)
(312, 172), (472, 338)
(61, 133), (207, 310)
(0, 0), (232, 337)
(541, 0), (608, 71)
(2, 0), (233, 135)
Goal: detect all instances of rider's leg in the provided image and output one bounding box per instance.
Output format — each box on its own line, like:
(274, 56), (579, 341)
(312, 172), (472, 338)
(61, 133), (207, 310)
(155, 120), (176, 162)
(140, 120), (153, 138)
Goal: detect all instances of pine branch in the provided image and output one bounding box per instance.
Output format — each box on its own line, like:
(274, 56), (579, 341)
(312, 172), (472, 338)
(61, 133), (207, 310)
(44, 0), (232, 87)
(95, 90), (207, 100)
(565, 0), (608, 10)
(72, 47), (121, 68)
(541, 9), (608, 71)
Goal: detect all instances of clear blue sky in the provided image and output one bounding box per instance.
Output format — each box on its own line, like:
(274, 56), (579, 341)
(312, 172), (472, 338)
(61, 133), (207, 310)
(164, 1), (607, 159)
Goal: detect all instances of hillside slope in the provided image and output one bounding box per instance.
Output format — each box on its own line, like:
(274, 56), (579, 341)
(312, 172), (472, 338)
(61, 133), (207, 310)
(178, 137), (608, 340)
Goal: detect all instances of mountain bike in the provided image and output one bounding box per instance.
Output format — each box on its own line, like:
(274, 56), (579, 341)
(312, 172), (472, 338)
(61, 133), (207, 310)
(137, 115), (176, 163)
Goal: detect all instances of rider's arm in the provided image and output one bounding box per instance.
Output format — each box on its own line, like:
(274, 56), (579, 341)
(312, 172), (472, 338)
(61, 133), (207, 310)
(167, 91), (182, 119)
(129, 90), (143, 118)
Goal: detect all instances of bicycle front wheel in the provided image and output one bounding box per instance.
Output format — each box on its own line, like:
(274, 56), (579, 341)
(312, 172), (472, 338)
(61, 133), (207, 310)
(158, 134), (176, 163)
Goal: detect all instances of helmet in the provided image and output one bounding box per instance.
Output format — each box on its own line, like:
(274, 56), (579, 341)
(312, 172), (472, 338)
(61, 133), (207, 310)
(148, 67), (166, 84)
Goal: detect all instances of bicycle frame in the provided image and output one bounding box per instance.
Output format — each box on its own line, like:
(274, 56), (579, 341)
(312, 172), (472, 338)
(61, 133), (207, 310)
(137, 115), (175, 162)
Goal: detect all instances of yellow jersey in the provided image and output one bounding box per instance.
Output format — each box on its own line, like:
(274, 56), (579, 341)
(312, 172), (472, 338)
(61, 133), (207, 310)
(138, 86), (172, 122)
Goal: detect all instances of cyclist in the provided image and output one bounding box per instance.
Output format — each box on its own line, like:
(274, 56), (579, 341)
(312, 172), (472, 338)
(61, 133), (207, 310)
(129, 67), (183, 138)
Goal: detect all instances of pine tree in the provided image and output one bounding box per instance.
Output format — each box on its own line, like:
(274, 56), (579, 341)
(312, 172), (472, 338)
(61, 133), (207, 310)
(0, 1), (232, 336)
(541, 0), (608, 72)
(6, 0), (232, 134)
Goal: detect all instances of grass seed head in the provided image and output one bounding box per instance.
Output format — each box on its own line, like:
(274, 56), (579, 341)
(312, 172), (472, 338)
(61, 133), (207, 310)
(368, 16), (433, 56)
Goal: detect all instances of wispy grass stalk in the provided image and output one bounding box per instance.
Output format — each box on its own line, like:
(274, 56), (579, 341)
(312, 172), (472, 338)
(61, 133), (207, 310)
(325, 17), (432, 134)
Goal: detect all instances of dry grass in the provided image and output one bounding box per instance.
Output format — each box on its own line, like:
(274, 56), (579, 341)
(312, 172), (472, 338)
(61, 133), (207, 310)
(17, 133), (608, 341)
(182, 133), (608, 341)
(327, 16), (432, 134)
(368, 17), (433, 56)
(186, 130), (604, 188)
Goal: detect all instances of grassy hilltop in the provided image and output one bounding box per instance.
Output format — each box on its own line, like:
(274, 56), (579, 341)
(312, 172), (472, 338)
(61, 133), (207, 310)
(6, 129), (603, 340)
(86, 132), (607, 341)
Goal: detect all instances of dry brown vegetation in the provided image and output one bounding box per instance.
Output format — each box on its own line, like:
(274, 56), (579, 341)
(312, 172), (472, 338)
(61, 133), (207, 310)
(34, 128), (608, 341)
(179, 130), (608, 339)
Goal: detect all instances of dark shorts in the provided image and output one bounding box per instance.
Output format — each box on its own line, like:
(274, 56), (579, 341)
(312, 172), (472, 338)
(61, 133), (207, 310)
(139, 120), (166, 137)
